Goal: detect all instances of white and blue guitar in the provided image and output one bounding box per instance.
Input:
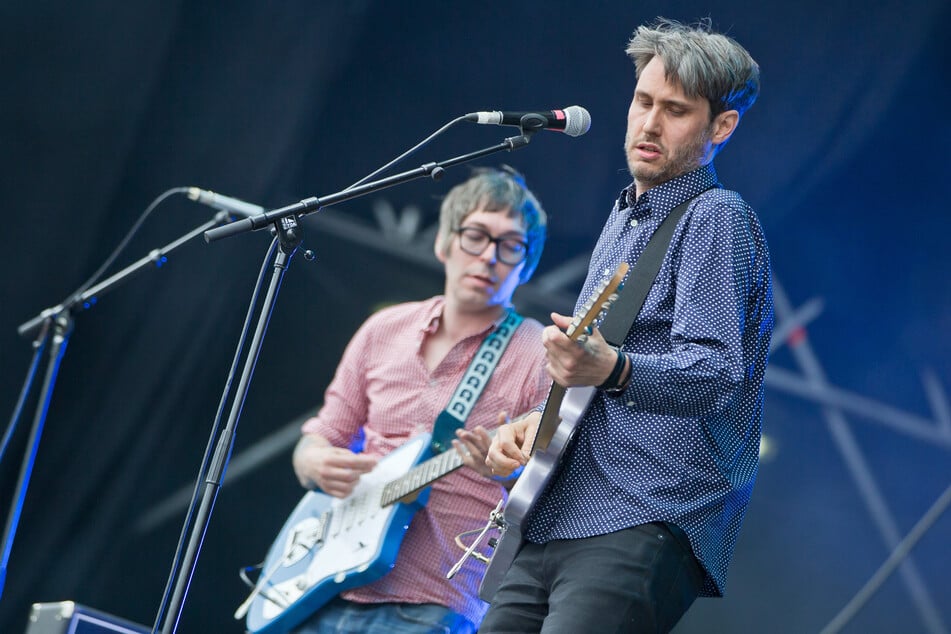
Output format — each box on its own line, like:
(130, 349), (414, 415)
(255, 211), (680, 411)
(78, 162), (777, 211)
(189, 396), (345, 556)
(239, 432), (471, 634)
(478, 263), (628, 601)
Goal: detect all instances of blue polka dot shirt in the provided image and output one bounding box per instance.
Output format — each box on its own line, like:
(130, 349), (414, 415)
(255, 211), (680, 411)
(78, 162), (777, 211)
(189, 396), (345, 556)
(524, 163), (774, 597)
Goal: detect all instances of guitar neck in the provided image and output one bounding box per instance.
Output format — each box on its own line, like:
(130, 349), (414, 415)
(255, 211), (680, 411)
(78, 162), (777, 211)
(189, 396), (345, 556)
(530, 383), (566, 453)
(380, 442), (466, 507)
(527, 262), (628, 454)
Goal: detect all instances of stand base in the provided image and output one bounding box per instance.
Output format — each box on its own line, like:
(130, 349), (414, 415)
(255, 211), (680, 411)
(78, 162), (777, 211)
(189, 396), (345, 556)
(25, 601), (149, 634)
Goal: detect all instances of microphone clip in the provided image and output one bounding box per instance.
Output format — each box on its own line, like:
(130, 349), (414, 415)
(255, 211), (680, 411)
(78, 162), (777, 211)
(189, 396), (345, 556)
(516, 113), (549, 134)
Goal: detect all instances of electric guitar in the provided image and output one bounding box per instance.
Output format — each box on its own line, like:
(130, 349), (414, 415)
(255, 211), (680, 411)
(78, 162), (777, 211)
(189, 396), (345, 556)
(239, 431), (473, 634)
(478, 262), (628, 601)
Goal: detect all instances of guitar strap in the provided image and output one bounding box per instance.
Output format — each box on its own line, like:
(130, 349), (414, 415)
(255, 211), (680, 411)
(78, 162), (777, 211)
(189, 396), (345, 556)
(430, 309), (524, 453)
(599, 193), (704, 346)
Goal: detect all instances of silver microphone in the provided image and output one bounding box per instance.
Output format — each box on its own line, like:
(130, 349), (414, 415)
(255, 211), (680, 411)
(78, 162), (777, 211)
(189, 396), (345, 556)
(464, 106), (591, 137)
(187, 187), (265, 218)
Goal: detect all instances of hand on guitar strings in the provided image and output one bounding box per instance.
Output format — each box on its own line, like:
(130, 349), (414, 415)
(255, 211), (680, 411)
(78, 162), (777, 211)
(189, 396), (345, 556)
(543, 311), (618, 388)
(452, 424), (495, 479)
(485, 411), (540, 478)
(294, 434), (379, 498)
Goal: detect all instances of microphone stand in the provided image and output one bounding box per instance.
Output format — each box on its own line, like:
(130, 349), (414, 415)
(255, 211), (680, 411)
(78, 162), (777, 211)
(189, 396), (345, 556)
(203, 132), (535, 243)
(0, 211), (237, 601)
(155, 129), (538, 633)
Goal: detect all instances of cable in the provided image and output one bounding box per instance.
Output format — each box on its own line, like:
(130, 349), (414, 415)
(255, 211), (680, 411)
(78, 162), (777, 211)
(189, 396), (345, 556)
(64, 187), (189, 310)
(343, 116), (470, 192)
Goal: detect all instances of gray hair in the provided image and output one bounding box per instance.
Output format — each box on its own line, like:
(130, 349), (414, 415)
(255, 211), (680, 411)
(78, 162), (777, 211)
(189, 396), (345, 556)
(437, 166), (547, 283)
(626, 17), (760, 120)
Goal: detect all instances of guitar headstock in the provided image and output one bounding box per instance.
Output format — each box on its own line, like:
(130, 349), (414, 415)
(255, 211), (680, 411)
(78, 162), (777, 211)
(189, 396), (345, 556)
(565, 262), (629, 341)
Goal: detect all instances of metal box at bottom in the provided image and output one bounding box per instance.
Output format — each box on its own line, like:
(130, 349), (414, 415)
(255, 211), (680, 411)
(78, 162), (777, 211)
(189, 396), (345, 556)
(25, 601), (150, 634)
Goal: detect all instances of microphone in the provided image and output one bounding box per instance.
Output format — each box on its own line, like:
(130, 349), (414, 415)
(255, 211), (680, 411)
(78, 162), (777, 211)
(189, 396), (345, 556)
(464, 106), (591, 137)
(187, 187), (264, 218)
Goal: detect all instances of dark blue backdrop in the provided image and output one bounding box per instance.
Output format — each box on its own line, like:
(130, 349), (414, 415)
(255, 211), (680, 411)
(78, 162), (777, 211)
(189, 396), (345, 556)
(1, 2), (949, 632)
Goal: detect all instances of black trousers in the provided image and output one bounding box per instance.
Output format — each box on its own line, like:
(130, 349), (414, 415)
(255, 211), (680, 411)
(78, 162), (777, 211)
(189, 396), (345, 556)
(479, 523), (704, 634)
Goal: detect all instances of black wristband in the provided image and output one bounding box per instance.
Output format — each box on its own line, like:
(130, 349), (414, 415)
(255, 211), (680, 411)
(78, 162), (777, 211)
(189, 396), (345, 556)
(603, 351), (631, 397)
(598, 346), (626, 390)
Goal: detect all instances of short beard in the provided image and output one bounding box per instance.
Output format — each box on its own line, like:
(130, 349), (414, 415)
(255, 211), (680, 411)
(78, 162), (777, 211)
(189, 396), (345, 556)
(626, 123), (714, 188)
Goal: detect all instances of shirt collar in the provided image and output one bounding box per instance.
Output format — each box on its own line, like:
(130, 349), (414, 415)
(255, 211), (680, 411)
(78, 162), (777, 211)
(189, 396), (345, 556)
(618, 163), (721, 218)
(419, 296), (513, 338)
(421, 296), (445, 337)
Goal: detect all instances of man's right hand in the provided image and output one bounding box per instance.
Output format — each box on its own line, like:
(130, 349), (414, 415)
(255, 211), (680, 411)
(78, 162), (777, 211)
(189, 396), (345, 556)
(293, 435), (378, 498)
(485, 411), (540, 478)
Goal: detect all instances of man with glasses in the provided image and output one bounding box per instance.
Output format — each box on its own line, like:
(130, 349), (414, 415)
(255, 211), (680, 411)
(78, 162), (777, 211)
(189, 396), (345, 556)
(290, 167), (550, 633)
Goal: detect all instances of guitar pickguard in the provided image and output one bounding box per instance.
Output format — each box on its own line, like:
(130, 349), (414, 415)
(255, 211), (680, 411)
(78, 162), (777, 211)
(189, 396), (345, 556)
(246, 434), (432, 633)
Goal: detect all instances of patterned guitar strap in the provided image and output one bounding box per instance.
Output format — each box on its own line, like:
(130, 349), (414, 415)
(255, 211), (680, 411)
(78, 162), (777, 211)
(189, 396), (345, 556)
(429, 310), (525, 453)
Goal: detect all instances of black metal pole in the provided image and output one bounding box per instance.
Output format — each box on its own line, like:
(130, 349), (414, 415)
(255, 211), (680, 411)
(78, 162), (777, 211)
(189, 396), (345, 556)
(153, 130), (536, 631)
(156, 217), (302, 634)
(1, 213), (228, 603)
(204, 133), (534, 244)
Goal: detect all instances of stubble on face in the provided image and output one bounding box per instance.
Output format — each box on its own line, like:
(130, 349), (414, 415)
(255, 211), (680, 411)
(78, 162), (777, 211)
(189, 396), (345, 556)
(625, 122), (713, 190)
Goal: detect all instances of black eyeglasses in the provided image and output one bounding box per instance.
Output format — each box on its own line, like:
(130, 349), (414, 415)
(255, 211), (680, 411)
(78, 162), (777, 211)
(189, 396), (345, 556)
(455, 226), (529, 266)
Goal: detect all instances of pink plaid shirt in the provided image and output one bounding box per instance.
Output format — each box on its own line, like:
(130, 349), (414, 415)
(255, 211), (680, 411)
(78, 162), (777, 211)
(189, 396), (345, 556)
(301, 296), (549, 625)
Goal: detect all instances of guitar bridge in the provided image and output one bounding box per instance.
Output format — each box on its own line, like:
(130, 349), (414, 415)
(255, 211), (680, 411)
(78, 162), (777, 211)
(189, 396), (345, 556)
(281, 511), (329, 567)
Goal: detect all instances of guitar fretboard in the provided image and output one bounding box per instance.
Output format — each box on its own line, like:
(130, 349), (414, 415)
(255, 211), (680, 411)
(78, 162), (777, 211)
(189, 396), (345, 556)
(380, 446), (465, 507)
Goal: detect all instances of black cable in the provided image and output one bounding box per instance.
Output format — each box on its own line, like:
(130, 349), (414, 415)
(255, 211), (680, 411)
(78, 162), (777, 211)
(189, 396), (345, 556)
(64, 187), (189, 310)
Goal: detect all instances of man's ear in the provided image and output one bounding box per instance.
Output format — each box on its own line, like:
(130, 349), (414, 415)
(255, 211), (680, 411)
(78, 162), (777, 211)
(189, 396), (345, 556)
(712, 109), (739, 146)
(433, 234), (447, 263)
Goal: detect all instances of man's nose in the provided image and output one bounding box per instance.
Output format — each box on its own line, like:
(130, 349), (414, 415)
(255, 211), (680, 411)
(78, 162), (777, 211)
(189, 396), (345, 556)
(642, 107), (661, 135)
(479, 240), (499, 264)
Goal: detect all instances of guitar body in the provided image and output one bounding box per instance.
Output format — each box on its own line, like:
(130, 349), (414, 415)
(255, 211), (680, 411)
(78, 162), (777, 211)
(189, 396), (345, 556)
(477, 262), (628, 603)
(246, 433), (433, 634)
(478, 386), (596, 601)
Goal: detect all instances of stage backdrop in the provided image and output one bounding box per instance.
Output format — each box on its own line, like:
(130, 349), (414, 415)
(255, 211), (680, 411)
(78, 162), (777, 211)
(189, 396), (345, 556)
(1, 2), (949, 632)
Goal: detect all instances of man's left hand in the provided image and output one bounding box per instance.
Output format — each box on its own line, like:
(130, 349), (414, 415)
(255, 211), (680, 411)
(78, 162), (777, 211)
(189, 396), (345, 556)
(453, 424), (496, 479)
(544, 311), (617, 387)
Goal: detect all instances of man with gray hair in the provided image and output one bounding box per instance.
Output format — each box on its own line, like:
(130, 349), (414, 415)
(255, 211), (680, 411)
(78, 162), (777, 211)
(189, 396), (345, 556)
(483, 18), (773, 633)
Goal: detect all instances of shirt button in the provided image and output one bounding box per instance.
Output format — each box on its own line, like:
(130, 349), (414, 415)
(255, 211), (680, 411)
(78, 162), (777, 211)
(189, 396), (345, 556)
(630, 218), (639, 227)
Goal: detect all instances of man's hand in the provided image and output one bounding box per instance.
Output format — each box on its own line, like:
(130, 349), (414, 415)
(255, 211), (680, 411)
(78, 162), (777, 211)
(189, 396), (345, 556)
(543, 312), (617, 387)
(485, 411), (541, 478)
(293, 434), (378, 498)
(453, 424), (495, 479)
